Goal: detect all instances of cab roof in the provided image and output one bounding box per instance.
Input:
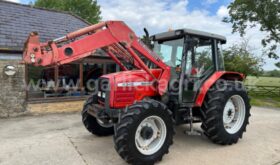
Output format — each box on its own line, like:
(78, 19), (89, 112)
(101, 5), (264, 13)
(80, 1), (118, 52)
(151, 28), (226, 44)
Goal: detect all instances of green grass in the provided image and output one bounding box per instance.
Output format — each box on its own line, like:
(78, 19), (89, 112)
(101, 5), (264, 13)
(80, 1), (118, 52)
(245, 76), (280, 86)
(250, 95), (280, 108)
(245, 76), (280, 108)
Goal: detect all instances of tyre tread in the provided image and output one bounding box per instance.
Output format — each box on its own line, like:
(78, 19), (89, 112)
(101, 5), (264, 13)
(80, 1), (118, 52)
(114, 99), (175, 164)
(200, 81), (251, 145)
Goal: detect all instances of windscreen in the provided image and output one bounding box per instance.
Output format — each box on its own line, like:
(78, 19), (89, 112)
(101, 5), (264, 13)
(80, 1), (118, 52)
(153, 38), (184, 67)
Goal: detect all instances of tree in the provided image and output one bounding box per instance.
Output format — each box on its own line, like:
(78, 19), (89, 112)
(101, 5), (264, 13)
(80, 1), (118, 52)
(263, 70), (280, 77)
(276, 62), (280, 69)
(224, 0), (280, 59)
(34, 0), (101, 24)
(223, 41), (264, 76)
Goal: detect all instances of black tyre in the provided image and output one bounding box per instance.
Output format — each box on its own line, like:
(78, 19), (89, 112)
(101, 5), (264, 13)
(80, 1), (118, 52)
(82, 95), (114, 136)
(114, 99), (175, 165)
(201, 81), (251, 145)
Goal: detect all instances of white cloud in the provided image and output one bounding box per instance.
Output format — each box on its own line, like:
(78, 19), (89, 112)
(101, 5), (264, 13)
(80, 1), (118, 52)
(4, 0), (20, 3)
(205, 0), (218, 5)
(99, 0), (278, 70)
(217, 5), (229, 18)
(100, 0), (224, 35)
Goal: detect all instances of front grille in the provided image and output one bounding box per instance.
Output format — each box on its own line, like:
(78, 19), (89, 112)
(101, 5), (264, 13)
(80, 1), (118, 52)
(97, 78), (110, 103)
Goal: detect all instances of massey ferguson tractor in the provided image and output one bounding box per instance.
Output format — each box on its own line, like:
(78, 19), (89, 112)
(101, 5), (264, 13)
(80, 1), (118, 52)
(23, 21), (251, 164)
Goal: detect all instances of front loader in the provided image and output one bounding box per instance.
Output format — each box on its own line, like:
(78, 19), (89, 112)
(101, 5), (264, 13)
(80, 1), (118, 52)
(23, 21), (251, 164)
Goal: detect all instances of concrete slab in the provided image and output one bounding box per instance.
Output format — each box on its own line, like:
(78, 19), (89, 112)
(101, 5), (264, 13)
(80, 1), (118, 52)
(0, 107), (279, 165)
(0, 114), (86, 165)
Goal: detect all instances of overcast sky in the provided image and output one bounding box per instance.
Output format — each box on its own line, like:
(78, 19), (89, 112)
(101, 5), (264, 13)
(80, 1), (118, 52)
(9, 0), (280, 70)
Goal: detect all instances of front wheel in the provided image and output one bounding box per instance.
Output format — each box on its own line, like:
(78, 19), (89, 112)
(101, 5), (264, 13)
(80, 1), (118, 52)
(114, 99), (175, 164)
(201, 81), (251, 145)
(82, 95), (114, 136)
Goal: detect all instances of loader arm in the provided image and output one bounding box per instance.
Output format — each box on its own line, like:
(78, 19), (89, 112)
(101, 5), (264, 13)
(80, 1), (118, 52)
(23, 21), (170, 95)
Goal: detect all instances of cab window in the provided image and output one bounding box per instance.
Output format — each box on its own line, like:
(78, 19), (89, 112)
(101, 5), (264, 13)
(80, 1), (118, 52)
(185, 38), (214, 77)
(153, 38), (184, 67)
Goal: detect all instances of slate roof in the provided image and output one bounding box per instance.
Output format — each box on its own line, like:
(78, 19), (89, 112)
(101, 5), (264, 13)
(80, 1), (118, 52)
(0, 0), (90, 51)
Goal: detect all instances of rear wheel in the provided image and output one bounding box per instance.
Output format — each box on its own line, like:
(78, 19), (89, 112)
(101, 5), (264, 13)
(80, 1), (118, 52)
(82, 95), (114, 136)
(201, 81), (251, 145)
(114, 99), (175, 164)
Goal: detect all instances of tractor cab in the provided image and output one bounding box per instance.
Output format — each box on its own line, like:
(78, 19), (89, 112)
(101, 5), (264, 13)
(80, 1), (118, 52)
(151, 29), (227, 106)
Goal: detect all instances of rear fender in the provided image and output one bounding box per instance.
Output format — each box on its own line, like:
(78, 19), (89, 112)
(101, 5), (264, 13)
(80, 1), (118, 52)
(195, 71), (244, 107)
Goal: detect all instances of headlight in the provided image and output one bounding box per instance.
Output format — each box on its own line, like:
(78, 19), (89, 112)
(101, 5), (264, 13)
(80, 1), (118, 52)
(98, 91), (102, 97)
(102, 92), (106, 98)
(98, 91), (106, 98)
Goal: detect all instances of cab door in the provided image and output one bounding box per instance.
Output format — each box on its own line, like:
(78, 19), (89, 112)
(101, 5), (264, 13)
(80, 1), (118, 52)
(181, 37), (216, 104)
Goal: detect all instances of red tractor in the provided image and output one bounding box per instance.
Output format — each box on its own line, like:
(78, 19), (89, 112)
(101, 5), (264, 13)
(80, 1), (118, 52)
(23, 21), (251, 164)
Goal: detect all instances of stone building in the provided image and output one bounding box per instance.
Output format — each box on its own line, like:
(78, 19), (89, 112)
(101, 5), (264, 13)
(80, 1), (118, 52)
(0, 1), (117, 117)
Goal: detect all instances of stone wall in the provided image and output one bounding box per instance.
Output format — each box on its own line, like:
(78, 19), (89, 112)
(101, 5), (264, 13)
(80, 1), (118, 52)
(0, 59), (26, 117)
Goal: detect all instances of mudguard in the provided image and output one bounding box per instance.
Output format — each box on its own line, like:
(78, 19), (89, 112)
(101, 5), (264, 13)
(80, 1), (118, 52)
(195, 71), (245, 107)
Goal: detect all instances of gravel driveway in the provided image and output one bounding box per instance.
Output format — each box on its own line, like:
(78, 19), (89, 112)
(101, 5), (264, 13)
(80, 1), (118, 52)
(0, 106), (279, 165)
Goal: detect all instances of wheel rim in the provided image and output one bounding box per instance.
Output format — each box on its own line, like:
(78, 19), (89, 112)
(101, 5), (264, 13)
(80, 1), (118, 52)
(223, 95), (246, 134)
(135, 116), (167, 155)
